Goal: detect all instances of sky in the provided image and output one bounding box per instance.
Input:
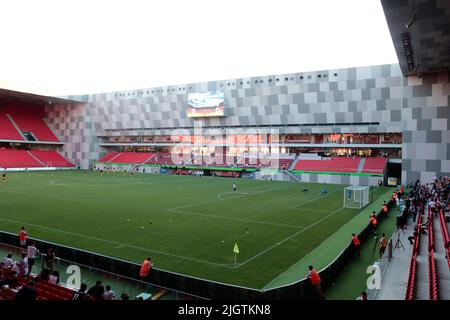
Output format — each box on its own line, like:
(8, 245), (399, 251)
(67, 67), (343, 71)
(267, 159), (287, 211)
(0, 0), (398, 96)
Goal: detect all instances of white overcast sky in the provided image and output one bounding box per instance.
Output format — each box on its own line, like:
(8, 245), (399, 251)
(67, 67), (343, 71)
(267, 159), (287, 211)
(0, 0), (398, 96)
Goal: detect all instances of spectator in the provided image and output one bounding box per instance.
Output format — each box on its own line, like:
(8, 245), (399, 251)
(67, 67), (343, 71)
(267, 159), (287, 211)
(351, 233), (361, 256)
(26, 241), (39, 277)
(11, 262), (20, 277)
(357, 291), (368, 300)
(15, 281), (37, 301)
(103, 285), (115, 300)
(19, 227), (27, 248)
(120, 293), (130, 300)
(1, 254), (14, 268)
(87, 280), (105, 300)
(140, 257), (153, 281)
(45, 248), (56, 271)
(370, 215), (378, 233)
(306, 266), (324, 300)
(72, 283), (88, 301)
(379, 233), (388, 258)
(18, 253), (28, 278)
(36, 268), (51, 282)
(48, 271), (59, 285)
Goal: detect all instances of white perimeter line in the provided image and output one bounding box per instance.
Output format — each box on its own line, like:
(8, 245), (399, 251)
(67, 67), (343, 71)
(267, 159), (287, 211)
(235, 207), (346, 268)
(0, 217), (231, 268)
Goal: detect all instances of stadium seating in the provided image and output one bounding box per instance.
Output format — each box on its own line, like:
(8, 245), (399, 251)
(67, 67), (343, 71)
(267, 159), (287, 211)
(98, 152), (121, 162)
(405, 202), (424, 300)
(438, 209), (450, 269)
(17, 278), (74, 300)
(8, 107), (60, 142)
(293, 157), (361, 173)
(29, 150), (75, 167)
(361, 158), (387, 174)
(0, 150), (44, 168)
(147, 152), (188, 165)
(0, 109), (23, 140)
(427, 207), (439, 300)
(0, 149), (74, 168)
(107, 152), (155, 164)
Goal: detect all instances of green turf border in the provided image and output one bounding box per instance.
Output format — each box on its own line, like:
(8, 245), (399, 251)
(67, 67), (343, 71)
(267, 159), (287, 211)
(289, 170), (383, 177)
(262, 187), (393, 290)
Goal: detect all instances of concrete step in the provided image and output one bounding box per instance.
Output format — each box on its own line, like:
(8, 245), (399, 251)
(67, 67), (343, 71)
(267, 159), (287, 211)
(415, 257), (429, 300)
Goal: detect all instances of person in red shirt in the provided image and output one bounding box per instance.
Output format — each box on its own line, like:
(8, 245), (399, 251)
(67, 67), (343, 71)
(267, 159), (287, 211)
(370, 215), (378, 233)
(139, 257), (153, 281)
(19, 226), (27, 248)
(351, 233), (361, 256)
(307, 266), (324, 299)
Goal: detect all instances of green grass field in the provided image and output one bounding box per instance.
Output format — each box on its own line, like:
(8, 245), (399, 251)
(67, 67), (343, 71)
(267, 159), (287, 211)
(0, 171), (390, 289)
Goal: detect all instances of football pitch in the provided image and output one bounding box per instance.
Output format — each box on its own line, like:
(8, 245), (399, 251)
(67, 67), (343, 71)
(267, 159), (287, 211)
(0, 171), (391, 289)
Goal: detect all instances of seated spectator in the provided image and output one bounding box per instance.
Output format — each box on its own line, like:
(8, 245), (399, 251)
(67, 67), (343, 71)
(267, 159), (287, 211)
(103, 285), (115, 300)
(87, 280), (105, 300)
(18, 253), (28, 278)
(15, 281), (37, 301)
(1, 254), (14, 268)
(72, 283), (88, 301)
(35, 268), (51, 282)
(48, 271), (59, 285)
(120, 293), (130, 300)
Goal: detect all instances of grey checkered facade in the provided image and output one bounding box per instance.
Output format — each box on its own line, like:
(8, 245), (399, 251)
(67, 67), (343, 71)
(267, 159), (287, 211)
(46, 63), (450, 184)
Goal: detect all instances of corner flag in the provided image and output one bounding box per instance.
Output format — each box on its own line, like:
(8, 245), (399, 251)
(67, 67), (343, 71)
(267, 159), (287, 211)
(233, 243), (239, 254)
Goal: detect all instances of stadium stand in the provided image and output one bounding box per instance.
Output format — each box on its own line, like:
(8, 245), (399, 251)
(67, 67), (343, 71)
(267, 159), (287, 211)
(98, 152), (121, 163)
(405, 201), (424, 300)
(361, 158), (388, 174)
(0, 149), (74, 169)
(0, 109), (23, 140)
(107, 152), (155, 164)
(427, 207), (439, 300)
(7, 106), (60, 142)
(29, 150), (75, 168)
(0, 150), (44, 168)
(293, 157), (361, 173)
(438, 209), (450, 269)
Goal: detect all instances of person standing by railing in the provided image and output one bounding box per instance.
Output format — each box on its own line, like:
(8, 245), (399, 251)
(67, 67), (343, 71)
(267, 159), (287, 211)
(45, 248), (56, 271)
(18, 227), (27, 249)
(26, 241), (39, 277)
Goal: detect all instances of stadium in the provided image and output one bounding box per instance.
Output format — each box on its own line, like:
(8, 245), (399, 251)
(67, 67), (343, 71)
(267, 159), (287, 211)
(0, 0), (449, 302)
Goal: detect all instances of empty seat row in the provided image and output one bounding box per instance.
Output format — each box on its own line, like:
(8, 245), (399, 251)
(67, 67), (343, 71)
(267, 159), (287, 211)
(0, 149), (74, 168)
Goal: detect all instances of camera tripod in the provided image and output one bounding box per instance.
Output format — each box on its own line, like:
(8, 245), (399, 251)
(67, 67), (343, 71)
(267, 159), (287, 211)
(394, 229), (405, 251)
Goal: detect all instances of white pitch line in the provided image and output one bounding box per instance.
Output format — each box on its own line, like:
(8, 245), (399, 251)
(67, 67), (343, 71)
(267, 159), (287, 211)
(0, 217), (230, 268)
(166, 208), (304, 229)
(235, 207), (346, 268)
(290, 195), (327, 209)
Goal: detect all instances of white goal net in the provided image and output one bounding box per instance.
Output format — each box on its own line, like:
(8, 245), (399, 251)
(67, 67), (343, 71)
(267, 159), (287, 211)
(343, 185), (370, 209)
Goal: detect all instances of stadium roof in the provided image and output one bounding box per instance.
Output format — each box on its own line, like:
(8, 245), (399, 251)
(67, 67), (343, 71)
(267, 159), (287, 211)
(0, 88), (84, 106)
(381, 0), (450, 76)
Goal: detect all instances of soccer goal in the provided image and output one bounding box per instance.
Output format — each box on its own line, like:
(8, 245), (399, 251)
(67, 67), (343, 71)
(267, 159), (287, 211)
(343, 185), (370, 209)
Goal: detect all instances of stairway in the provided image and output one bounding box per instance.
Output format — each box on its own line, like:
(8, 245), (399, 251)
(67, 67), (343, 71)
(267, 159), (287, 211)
(6, 114), (27, 140)
(282, 170), (302, 182)
(357, 158), (366, 173)
(288, 154), (300, 171)
(27, 151), (47, 167)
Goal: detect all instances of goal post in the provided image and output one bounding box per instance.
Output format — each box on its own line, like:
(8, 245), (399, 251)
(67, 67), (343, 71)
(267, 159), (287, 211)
(343, 185), (370, 209)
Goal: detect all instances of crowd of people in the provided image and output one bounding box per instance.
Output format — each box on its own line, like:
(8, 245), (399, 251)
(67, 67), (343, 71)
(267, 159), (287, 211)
(0, 227), (155, 301)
